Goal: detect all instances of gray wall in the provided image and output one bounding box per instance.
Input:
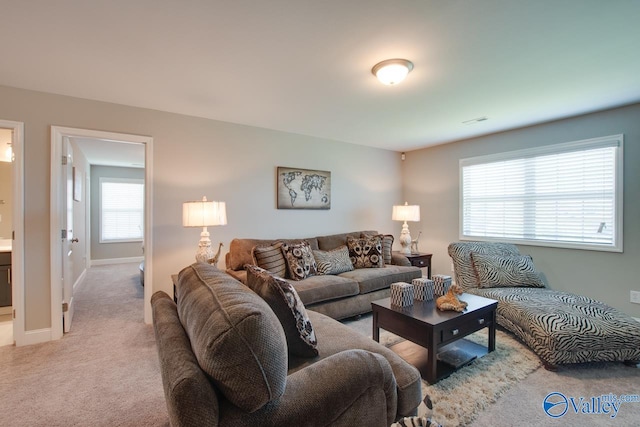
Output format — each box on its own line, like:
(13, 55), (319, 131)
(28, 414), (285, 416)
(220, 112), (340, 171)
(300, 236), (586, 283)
(0, 84), (402, 331)
(403, 103), (640, 317)
(90, 165), (145, 261)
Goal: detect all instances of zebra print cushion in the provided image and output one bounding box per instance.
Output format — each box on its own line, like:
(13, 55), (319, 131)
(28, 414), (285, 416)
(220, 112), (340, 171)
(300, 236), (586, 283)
(470, 253), (545, 288)
(448, 242), (521, 290)
(467, 286), (640, 365)
(312, 245), (354, 275)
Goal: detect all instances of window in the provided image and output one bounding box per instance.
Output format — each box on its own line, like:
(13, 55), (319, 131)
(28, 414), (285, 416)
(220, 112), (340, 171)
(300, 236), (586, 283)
(100, 178), (144, 243)
(460, 135), (623, 252)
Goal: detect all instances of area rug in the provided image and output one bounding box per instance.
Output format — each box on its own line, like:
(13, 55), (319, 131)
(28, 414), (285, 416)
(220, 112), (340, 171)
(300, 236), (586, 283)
(342, 314), (542, 427)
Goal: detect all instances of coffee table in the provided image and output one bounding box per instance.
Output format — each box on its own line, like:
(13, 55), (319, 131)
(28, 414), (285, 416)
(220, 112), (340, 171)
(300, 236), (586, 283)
(372, 293), (498, 383)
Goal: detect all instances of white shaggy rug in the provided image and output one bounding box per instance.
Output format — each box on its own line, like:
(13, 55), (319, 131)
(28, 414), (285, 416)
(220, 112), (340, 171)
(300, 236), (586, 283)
(343, 314), (542, 427)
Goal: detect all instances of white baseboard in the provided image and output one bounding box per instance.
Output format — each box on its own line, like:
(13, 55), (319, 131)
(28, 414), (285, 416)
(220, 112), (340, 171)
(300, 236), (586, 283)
(73, 269), (87, 291)
(90, 256), (143, 266)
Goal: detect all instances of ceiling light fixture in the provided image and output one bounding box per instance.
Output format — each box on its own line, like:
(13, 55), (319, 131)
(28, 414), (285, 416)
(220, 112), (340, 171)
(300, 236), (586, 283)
(372, 58), (414, 85)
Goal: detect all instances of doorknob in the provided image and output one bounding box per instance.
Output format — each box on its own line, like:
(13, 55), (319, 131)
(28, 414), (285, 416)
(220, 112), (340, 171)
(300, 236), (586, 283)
(71, 238), (79, 243)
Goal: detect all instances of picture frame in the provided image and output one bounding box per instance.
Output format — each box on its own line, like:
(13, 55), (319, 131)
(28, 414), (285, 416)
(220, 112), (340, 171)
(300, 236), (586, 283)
(277, 166), (331, 210)
(73, 167), (82, 202)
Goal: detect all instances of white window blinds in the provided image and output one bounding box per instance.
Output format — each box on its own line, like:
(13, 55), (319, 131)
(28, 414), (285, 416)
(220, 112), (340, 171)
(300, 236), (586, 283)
(100, 178), (144, 242)
(460, 135), (623, 252)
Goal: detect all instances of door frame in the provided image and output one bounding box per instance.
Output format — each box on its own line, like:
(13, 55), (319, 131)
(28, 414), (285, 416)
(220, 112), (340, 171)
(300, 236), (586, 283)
(50, 126), (154, 340)
(0, 120), (25, 346)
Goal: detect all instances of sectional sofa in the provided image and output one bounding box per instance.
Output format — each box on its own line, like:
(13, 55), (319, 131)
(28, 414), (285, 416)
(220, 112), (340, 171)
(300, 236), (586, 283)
(225, 230), (422, 319)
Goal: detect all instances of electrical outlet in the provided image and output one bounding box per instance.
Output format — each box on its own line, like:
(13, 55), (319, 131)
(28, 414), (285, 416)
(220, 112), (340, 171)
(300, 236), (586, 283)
(631, 290), (640, 304)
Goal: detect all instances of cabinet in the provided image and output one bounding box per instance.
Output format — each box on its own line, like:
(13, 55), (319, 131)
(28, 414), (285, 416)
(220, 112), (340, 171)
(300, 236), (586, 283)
(0, 252), (11, 307)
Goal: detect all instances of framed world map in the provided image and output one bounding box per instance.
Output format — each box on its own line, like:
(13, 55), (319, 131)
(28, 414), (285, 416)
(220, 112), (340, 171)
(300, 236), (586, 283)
(277, 167), (331, 210)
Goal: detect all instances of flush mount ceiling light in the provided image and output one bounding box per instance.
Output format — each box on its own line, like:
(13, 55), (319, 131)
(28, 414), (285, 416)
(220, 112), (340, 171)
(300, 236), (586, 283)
(371, 58), (414, 85)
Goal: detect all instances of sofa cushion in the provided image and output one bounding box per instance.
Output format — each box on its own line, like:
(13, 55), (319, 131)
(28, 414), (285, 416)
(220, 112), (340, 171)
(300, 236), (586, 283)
(282, 241), (318, 280)
(252, 242), (287, 277)
(448, 242), (521, 291)
(471, 253), (545, 288)
(362, 232), (394, 265)
(227, 237), (319, 271)
(176, 263), (288, 413)
(313, 245), (354, 275)
(347, 235), (384, 269)
(289, 274), (360, 305)
(289, 311), (423, 418)
(245, 264), (319, 358)
(339, 265), (422, 295)
(316, 230), (378, 251)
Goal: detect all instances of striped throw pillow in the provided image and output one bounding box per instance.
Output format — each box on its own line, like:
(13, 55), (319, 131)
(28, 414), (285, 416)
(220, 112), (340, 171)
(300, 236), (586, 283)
(313, 245), (354, 275)
(252, 242), (287, 277)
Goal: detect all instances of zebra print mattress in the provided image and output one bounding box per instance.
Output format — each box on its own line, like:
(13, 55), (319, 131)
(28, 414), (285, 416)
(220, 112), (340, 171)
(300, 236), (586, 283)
(467, 287), (640, 366)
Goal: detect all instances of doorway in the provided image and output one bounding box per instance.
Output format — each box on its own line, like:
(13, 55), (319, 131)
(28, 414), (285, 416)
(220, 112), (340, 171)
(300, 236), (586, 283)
(50, 127), (153, 340)
(0, 120), (24, 346)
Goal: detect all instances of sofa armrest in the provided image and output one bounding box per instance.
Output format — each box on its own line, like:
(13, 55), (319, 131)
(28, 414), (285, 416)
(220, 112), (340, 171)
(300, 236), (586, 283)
(391, 253), (411, 267)
(151, 291), (220, 427)
(219, 349), (398, 426)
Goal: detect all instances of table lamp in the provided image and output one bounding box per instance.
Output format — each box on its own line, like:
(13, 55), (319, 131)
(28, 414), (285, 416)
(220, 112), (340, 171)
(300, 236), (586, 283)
(392, 202), (420, 255)
(183, 197), (227, 263)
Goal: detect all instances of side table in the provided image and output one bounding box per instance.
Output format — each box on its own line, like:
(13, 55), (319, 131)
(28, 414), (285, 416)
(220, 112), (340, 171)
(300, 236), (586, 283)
(395, 252), (432, 279)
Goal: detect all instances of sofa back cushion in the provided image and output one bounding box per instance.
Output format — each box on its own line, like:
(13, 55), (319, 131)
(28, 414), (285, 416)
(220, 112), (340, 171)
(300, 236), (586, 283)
(316, 230), (378, 251)
(226, 237), (319, 271)
(448, 242), (520, 291)
(177, 263), (288, 413)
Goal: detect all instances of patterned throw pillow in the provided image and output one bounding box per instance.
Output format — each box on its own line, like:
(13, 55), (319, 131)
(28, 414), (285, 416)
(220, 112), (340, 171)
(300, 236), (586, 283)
(281, 241), (317, 281)
(252, 242), (287, 277)
(362, 233), (394, 265)
(470, 253), (546, 288)
(312, 245), (354, 275)
(347, 235), (384, 269)
(245, 264), (318, 357)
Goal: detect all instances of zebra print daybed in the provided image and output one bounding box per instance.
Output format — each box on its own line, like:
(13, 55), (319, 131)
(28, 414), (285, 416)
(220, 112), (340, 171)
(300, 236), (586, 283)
(448, 241), (640, 369)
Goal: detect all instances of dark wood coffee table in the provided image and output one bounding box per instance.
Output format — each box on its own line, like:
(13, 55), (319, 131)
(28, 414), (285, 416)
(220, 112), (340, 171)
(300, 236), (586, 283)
(372, 293), (498, 384)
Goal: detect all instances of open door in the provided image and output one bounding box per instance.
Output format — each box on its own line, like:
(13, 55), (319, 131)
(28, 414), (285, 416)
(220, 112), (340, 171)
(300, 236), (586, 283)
(61, 137), (75, 332)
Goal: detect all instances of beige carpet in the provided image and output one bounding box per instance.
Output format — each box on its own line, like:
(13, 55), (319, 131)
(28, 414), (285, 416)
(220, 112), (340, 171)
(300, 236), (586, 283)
(343, 314), (640, 427)
(0, 263), (168, 427)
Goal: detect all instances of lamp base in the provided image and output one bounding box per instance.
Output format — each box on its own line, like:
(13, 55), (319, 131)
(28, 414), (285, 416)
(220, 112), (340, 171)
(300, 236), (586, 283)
(398, 222), (412, 256)
(195, 228), (215, 264)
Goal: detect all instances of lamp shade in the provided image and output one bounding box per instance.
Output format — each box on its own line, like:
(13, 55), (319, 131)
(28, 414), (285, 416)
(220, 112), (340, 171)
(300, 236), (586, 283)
(183, 198), (227, 227)
(392, 203), (420, 222)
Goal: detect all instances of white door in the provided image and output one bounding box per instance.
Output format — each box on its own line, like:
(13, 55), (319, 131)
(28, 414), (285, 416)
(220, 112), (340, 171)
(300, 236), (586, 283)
(61, 137), (75, 332)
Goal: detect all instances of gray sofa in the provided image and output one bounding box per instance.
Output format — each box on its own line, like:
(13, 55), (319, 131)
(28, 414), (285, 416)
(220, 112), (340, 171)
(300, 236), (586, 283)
(225, 230), (422, 320)
(152, 263), (423, 427)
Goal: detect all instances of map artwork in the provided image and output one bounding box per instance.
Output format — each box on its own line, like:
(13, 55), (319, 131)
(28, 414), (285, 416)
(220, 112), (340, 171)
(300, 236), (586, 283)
(277, 167), (331, 209)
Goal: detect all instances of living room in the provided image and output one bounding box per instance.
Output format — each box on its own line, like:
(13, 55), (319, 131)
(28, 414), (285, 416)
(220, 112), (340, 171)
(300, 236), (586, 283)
(0, 1), (639, 424)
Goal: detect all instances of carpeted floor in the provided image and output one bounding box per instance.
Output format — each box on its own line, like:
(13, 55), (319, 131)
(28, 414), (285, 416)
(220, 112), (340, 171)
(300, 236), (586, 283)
(343, 314), (640, 426)
(0, 263), (168, 427)
(1, 265), (638, 426)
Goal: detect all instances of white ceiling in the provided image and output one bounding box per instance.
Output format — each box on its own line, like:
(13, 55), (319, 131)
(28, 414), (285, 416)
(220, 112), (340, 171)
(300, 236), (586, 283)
(2, 1), (640, 152)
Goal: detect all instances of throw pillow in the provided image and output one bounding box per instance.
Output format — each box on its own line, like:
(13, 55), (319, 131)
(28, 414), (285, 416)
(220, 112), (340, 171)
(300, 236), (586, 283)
(281, 241), (318, 281)
(362, 232), (394, 265)
(252, 242), (287, 277)
(312, 245), (354, 275)
(470, 253), (546, 288)
(245, 264), (319, 357)
(347, 235), (384, 269)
